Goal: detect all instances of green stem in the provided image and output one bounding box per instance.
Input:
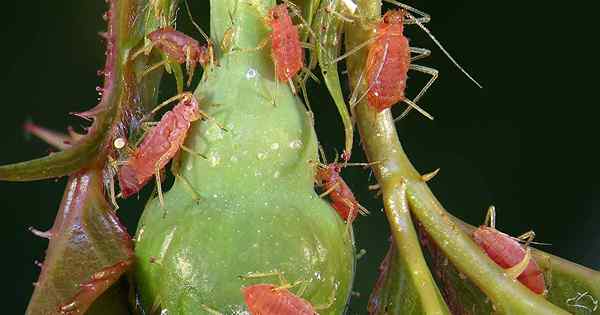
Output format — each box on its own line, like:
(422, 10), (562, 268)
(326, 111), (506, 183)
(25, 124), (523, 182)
(347, 1), (570, 313)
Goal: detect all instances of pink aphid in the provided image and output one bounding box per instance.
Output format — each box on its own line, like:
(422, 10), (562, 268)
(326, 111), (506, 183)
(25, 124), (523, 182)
(243, 284), (317, 315)
(118, 93), (201, 198)
(365, 10), (410, 112)
(267, 4), (304, 82)
(147, 27), (210, 85)
(473, 227), (546, 295)
(316, 163), (368, 222)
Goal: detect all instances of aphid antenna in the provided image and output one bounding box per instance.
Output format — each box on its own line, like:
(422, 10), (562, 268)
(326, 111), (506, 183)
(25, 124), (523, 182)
(401, 10), (483, 88)
(280, 0), (320, 43)
(383, 0), (430, 24)
(184, 0), (211, 43)
(513, 230), (552, 247)
(318, 144), (329, 164)
(332, 36), (378, 64)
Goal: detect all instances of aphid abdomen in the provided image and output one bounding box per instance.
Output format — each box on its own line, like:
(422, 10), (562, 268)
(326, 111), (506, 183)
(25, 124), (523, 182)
(366, 12), (410, 111)
(244, 284), (316, 314)
(269, 5), (303, 82)
(473, 227), (546, 294)
(118, 95), (199, 197)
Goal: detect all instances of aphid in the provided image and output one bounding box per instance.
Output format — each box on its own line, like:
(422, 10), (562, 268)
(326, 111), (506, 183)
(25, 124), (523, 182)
(149, 27), (211, 85)
(315, 162), (369, 222)
(267, 4), (304, 83)
(344, 2), (481, 119)
(133, 26), (213, 86)
(117, 92), (211, 207)
(243, 284), (317, 315)
(472, 206), (546, 295)
(238, 271), (333, 315)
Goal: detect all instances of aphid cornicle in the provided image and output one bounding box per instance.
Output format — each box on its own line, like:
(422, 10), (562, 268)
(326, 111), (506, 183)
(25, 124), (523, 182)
(243, 284), (317, 315)
(267, 4), (304, 82)
(472, 207), (546, 295)
(117, 93), (203, 202)
(315, 163), (368, 222)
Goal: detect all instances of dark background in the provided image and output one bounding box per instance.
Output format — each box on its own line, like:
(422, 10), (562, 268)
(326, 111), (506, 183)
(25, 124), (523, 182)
(1, 0), (598, 314)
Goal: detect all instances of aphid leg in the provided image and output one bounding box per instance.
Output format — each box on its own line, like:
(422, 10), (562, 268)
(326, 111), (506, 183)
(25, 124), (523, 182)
(396, 64), (438, 121)
(313, 287), (337, 311)
(287, 77), (297, 94)
(421, 168), (440, 182)
(141, 121), (160, 132)
(239, 271), (288, 287)
(402, 98), (434, 120)
(516, 231), (536, 247)
(154, 157), (168, 209)
(410, 47), (431, 62)
(171, 152), (201, 202)
(141, 59), (171, 78)
(484, 205), (497, 229)
(131, 42), (155, 60)
(319, 182), (340, 198)
(505, 247), (532, 280)
(200, 304), (223, 315)
(298, 73), (313, 113)
(152, 93), (228, 131)
(180, 145), (207, 160)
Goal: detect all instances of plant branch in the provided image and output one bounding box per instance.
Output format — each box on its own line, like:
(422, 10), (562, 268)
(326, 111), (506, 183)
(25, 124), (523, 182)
(347, 0), (571, 314)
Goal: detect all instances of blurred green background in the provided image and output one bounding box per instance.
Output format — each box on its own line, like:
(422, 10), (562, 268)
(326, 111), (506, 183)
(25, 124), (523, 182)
(1, 0), (597, 314)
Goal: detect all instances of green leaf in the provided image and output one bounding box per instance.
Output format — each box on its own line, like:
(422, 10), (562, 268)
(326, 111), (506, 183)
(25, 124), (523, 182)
(25, 169), (133, 315)
(314, 0), (354, 158)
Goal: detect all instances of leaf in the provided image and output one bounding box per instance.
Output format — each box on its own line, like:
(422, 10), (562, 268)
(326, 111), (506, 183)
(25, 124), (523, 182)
(25, 169), (133, 315)
(314, 0), (354, 159)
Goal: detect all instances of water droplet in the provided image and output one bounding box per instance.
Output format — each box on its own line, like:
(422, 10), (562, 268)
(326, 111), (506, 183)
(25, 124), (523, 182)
(270, 143), (280, 150)
(205, 125), (225, 142)
(230, 155), (238, 163)
(160, 309), (169, 315)
(257, 152), (267, 160)
(113, 137), (126, 149)
(289, 139), (303, 150)
(273, 171), (280, 178)
(246, 68), (257, 79)
(208, 152), (221, 167)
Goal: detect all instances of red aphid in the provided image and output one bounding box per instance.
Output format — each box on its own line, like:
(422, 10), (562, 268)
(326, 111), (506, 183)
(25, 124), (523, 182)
(267, 4), (304, 82)
(147, 27), (210, 84)
(118, 93), (201, 197)
(473, 227), (546, 295)
(365, 10), (410, 112)
(243, 284), (317, 315)
(316, 163), (366, 222)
